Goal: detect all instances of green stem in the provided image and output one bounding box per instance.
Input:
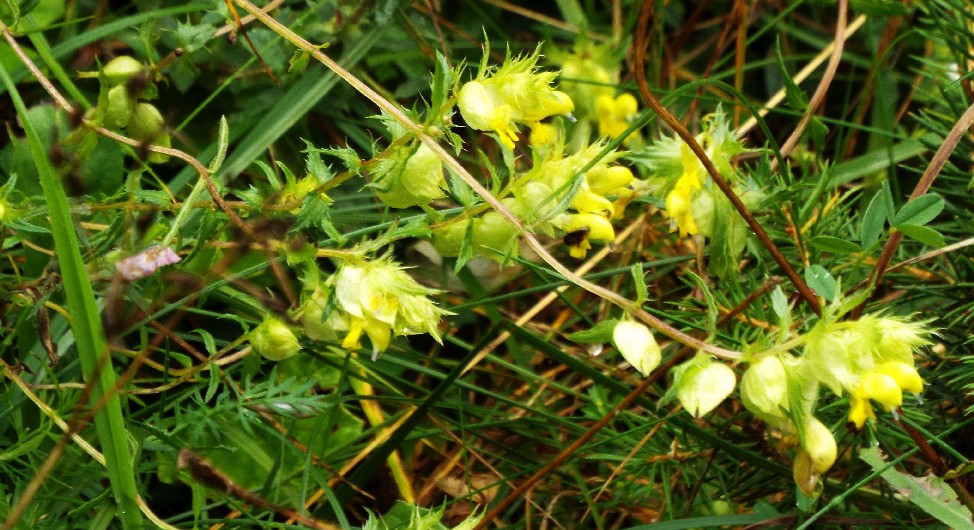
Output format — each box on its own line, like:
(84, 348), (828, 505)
(0, 36), (142, 529)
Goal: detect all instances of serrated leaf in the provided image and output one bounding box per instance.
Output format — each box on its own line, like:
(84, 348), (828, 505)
(809, 235), (862, 254)
(303, 140), (334, 183)
(568, 319), (619, 344)
(448, 167), (478, 208)
(194, 328), (217, 356)
(860, 446), (974, 528)
(860, 189), (889, 248)
(320, 146), (362, 174)
(892, 193), (944, 227)
(454, 220), (476, 274)
(804, 264), (836, 301)
(896, 224), (945, 248)
(430, 51), (452, 116)
(6, 218), (50, 234)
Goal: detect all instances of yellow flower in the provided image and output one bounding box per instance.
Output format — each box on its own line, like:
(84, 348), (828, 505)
(848, 365), (919, 429)
(554, 213), (615, 259)
(457, 47), (575, 150)
(664, 144), (702, 237)
(334, 257), (451, 358)
(586, 166), (634, 195)
(595, 93), (639, 144)
(457, 81), (519, 149)
(529, 121), (559, 147)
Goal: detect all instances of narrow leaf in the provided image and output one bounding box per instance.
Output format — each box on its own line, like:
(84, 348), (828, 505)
(207, 115), (229, 173)
(860, 189), (888, 249)
(0, 60), (142, 528)
(568, 319), (618, 344)
(892, 193), (944, 227)
(809, 236), (862, 254)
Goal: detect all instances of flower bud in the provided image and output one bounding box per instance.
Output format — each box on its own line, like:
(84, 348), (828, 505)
(677, 359), (736, 418)
(102, 56), (143, 86)
(105, 85), (135, 128)
(801, 417), (837, 473)
(612, 320), (661, 376)
(126, 102), (170, 164)
(250, 316), (301, 361)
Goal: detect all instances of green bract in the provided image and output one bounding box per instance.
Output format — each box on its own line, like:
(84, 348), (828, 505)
(373, 143), (447, 208)
(740, 355), (790, 423)
(250, 316), (301, 361)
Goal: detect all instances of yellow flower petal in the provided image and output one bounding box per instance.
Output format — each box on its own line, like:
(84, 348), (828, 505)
(858, 372), (903, 410)
(875, 362), (923, 395)
(848, 394), (875, 429)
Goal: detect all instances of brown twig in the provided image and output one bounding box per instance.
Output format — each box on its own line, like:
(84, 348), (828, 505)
(772, 0), (849, 166)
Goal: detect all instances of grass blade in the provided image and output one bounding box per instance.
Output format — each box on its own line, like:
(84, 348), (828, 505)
(0, 56), (142, 528)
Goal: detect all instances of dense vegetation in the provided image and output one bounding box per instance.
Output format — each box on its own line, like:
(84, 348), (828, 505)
(2, 1), (974, 528)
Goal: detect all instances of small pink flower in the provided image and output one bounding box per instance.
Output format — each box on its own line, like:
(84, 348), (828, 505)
(116, 246), (181, 281)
